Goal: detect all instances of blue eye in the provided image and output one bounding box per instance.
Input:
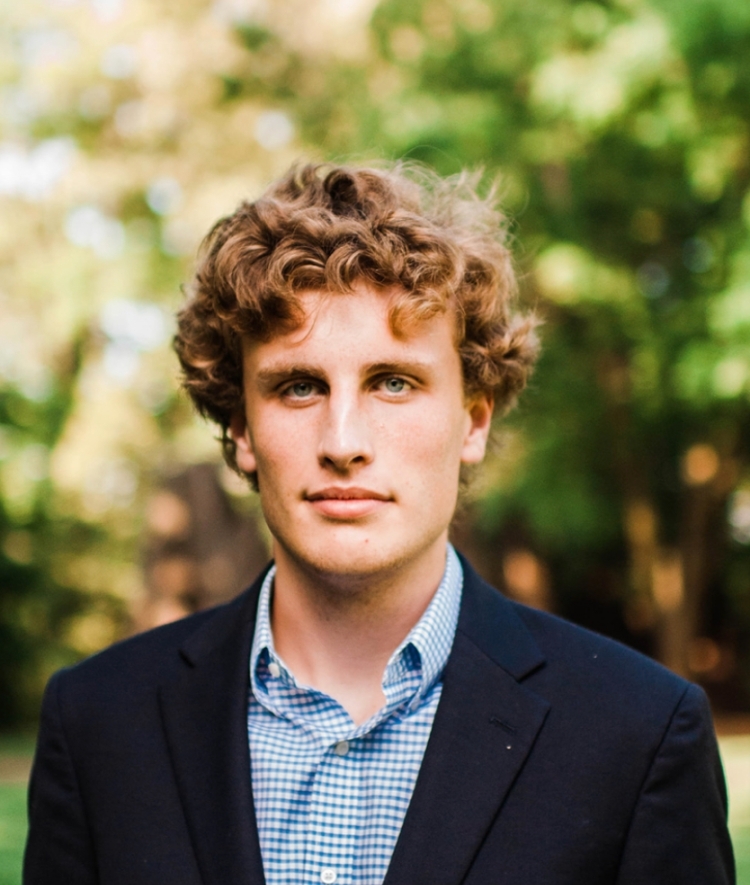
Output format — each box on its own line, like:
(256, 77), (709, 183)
(287, 381), (316, 398)
(383, 377), (408, 393)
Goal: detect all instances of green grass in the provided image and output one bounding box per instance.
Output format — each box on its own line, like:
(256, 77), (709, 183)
(736, 829), (750, 884)
(1, 738), (749, 885)
(0, 784), (26, 885)
(721, 735), (750, 883)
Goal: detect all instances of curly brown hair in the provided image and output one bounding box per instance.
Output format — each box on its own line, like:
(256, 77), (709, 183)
(174, 161), (539, 474)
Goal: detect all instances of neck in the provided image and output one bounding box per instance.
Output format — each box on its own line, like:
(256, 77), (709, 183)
(269, 540), (448, 725)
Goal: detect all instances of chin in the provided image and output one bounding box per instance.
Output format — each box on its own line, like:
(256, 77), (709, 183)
(292, 545), (403, 583)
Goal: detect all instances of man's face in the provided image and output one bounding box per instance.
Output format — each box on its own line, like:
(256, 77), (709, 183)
(231, 285), (492, 586)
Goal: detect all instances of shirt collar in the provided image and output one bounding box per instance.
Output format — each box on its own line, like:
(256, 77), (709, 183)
(250, 545), (463, 716)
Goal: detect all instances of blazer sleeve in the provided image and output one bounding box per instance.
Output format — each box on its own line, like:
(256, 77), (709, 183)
(615, 682), (735, 884)
(23, 670), (98, 885)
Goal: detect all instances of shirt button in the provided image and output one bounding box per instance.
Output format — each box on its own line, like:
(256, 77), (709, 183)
(320, 869), (337, 884)
(267, 662), (281, 678)
(333, 740), (349, 756)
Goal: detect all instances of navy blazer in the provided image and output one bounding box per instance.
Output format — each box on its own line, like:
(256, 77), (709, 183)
(24, 558), (734, 884)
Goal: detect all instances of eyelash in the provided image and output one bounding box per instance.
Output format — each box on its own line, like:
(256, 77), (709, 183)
(378, 376), (411, 394)
(281, 380), (321, 399)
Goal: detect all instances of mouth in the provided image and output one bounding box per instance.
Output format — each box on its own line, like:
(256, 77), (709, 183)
(305, 487), (391, 519)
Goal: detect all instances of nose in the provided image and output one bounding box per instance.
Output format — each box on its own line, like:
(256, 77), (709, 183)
(318, 390), (373, 472)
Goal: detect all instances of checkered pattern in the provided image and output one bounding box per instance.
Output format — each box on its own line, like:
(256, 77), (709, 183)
(247, 545), (463, 885)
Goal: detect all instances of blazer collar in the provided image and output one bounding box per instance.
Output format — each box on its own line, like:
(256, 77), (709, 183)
(454, 551), (546, 679)
(158, 556), (549, 885)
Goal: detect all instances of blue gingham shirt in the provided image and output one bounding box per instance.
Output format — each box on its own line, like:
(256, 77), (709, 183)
(247, 545), (463, 885)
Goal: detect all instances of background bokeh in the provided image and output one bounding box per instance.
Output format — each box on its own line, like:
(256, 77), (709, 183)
(1, 0), (750, 874)
(2, 0), (750, 727)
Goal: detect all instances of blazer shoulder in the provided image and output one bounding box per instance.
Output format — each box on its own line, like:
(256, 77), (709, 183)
(457, 556), (689, 705)
(457, 556), (697, 735)
(513, 600), (684, 682)
(507, 599), (699, 732)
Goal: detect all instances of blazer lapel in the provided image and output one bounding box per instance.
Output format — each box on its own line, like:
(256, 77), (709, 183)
(384, 562), (550, 885)
(158, 570), (269, 885)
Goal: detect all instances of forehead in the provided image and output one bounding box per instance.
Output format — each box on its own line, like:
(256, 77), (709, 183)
(245, 286), (461, 370)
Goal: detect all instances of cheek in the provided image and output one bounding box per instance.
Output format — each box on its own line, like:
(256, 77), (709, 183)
(254, 436), (298, 482)
(245, 446), (285, 502)
(249, 407), (312, 467)
(385, 408), (467, 473)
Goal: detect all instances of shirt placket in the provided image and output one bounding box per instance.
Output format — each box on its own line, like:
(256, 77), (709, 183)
(304, 736), (359, 885)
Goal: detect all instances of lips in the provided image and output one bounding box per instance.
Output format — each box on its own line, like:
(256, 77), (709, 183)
(305, 487), (391, 518)
(307, 487), (389, 501)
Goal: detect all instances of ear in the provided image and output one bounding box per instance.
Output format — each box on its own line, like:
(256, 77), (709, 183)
(460, 393), (493, 465)
(229, 410), (258, 475)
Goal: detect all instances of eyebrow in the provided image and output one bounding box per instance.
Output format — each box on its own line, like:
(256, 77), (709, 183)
(252, 359), (436, 390)
(253, 364), (324, 392)
(365, 360), (434, 378)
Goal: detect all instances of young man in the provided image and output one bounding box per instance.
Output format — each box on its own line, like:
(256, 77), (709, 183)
(25, 163), (733, 884)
